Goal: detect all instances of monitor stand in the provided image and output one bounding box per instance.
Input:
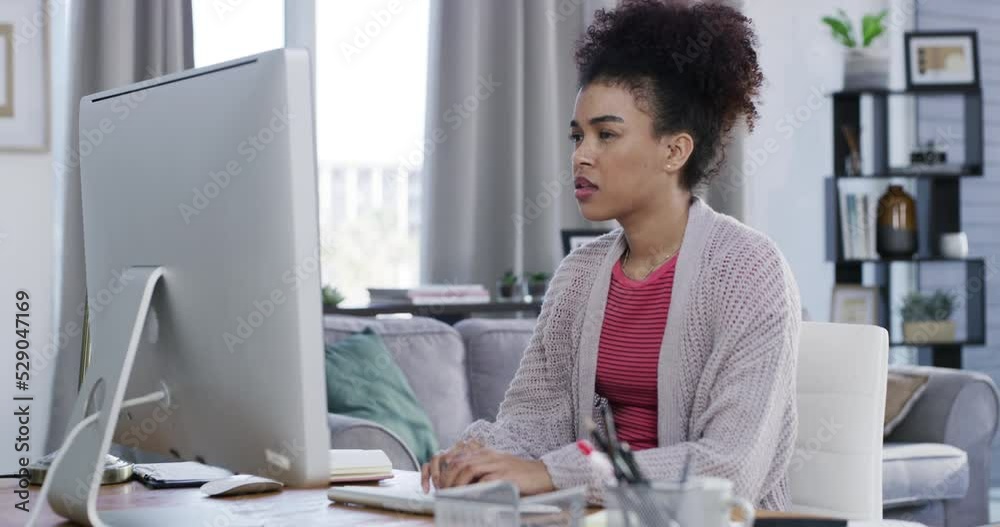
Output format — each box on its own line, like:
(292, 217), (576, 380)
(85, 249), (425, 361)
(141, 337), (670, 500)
(41, 266), (211, 526)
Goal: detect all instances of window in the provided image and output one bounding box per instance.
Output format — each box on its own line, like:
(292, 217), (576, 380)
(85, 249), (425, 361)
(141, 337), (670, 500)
(192, 1), (285, 67)
(193, 1), (430, 304)
(315, 1), (430, 303)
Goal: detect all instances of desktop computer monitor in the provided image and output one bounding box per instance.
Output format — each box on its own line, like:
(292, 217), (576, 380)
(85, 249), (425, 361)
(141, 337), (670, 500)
(46, 48), (329, 524)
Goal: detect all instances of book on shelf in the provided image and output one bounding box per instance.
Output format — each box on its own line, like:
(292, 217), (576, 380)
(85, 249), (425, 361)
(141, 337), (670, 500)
(367, 285), (491, 305)
(838, 190), (878, 260)
(889, 163), (969, 176)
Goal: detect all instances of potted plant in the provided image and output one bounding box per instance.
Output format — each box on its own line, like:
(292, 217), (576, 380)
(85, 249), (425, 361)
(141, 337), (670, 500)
(901, 290), (957, 344)
(496, 270), (522, 302)
(526, 272), (551, 300)
(322, 285), (345, 307)
(822, 9), (889, 90)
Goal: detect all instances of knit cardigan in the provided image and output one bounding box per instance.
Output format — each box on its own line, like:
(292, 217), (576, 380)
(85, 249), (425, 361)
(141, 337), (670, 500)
(462, 197), (802, 509)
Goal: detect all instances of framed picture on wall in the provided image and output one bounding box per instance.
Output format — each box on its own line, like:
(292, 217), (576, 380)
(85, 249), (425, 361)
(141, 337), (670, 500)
(0, 0), (49, 151)
(830, 285), (879, 325)
(561, 229), (608, 256)
(904, 31), (980, 92)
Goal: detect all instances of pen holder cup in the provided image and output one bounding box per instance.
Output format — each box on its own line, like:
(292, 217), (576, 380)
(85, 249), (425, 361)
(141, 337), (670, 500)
(603, 478), (754, 527)
(434, 480), (586, 527)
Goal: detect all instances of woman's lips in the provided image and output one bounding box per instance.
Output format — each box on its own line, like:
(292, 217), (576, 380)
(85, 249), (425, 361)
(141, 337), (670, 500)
(575, 177), (598, 201)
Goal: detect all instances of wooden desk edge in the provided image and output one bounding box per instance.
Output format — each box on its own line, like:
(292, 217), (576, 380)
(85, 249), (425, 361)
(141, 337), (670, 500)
(0, 470), (834, 526)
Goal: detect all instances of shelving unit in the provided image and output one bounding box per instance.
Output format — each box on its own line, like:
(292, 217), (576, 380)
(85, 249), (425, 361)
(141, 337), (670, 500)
(824, 89), (987, 368)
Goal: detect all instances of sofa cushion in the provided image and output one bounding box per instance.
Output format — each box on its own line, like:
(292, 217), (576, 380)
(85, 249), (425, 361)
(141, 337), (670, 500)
(455, 318), (535, 421)
(884, 371), (929, 437)
(323, 315), (474, 449)
(324, 328), (439, 464)
(882, 443), (969, 509)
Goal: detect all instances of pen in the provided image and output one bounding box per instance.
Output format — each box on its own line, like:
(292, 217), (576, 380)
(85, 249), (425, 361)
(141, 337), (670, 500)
(584, 418), (629, 481)
(597, 407), (640, 484)
(618, 441), (646, 484)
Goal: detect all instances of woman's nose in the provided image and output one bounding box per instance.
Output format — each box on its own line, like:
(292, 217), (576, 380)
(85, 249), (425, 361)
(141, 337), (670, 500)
(572, 145), (594, 170)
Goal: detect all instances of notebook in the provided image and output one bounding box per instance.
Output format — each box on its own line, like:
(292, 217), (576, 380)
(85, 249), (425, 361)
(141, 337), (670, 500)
(329, 449), (394, 483)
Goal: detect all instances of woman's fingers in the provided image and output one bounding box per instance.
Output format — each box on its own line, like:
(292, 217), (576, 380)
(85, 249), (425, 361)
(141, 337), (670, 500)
(429, 454), (445, 490)
(441, 450), (498, 488)
(450, 461), (502, 488)
(420, 461), (432, 493)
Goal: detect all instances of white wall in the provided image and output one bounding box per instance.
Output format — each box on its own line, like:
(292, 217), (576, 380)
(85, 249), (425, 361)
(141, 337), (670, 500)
(0, 7), (60, 471)
(743, 0), (891, 322)
(0, 154), (54, 471)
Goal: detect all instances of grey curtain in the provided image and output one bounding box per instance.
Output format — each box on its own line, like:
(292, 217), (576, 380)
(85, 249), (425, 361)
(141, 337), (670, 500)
(47, 0), (193, 451)
(421, 0), (617, 288)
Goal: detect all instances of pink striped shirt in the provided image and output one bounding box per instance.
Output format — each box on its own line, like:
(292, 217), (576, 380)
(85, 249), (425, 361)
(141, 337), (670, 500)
(595, 254), (677, 451)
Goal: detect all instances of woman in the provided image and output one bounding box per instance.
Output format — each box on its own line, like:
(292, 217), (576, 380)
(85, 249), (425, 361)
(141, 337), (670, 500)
(421, 0), (800, 509)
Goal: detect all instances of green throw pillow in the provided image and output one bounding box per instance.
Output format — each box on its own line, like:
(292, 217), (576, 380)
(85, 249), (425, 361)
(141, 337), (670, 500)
(325, 328), (439, 464)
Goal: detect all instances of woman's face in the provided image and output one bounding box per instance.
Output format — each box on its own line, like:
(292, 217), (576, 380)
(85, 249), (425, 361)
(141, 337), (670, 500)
(569, 82), (679, 223)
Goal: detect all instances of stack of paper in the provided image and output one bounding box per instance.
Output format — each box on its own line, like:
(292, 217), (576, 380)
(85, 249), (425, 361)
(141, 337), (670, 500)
(329, 449), (394, 483)
(368, 285), (490, 305)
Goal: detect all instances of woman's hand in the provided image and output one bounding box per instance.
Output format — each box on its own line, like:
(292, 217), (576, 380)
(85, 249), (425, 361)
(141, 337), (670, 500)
(423, 444), (555, 496)
(421, 439), (483, 492)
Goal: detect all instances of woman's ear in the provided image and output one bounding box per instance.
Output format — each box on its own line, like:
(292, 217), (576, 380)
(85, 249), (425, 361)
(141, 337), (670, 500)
(659, 132), (694, 173)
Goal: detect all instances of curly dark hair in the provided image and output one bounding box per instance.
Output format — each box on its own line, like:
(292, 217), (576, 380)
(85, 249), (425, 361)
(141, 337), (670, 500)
(575, 0), (764, 190)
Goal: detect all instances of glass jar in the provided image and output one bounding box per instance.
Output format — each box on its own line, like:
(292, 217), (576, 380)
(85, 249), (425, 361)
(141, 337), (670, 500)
(876, 185), (918, 258)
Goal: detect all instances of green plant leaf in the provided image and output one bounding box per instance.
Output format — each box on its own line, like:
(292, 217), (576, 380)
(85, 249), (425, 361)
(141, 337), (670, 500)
(861, 10), (888, 47)
(501, 269), (519, 285)
(821, 15), (856, 48)
(838, 9), (858, 47)
(900, 290), (955, 322)
(322, 285), (345, 306)
(529, 272), (550, 283)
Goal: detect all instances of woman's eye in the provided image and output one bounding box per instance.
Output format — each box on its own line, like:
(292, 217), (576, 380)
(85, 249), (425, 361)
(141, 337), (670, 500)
(599, 130), (616, 141)
(568, 132), (583, 144)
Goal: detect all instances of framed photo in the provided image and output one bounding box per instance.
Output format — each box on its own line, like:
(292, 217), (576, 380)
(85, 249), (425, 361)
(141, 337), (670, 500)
(0, 0), (49, 151)
(831, 285), (879, 325)
(561, 229), (608, 256)
(904, 31), (980, 92)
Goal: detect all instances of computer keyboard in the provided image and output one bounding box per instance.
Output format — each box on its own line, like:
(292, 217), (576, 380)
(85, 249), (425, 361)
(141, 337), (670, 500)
(328, 484), (437, 514)
(327, 484), (564, 516)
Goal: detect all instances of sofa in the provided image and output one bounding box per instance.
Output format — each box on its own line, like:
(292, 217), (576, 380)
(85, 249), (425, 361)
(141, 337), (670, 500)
(323, 315), (1000, 527)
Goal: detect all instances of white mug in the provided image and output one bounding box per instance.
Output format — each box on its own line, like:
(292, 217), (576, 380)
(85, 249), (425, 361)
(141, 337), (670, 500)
(940, 232), (969, 259)
(606, 477), (755, 527)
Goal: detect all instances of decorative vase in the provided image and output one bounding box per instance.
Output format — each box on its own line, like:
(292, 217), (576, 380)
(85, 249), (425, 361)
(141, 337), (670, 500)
(526, 279), (548, 301)
(496, 279), (523, 302)
(940, 232), (969, 259)
(844, 48), (890, 90)
(877, 185), (918, 258)
(903, 320), (956, 344)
